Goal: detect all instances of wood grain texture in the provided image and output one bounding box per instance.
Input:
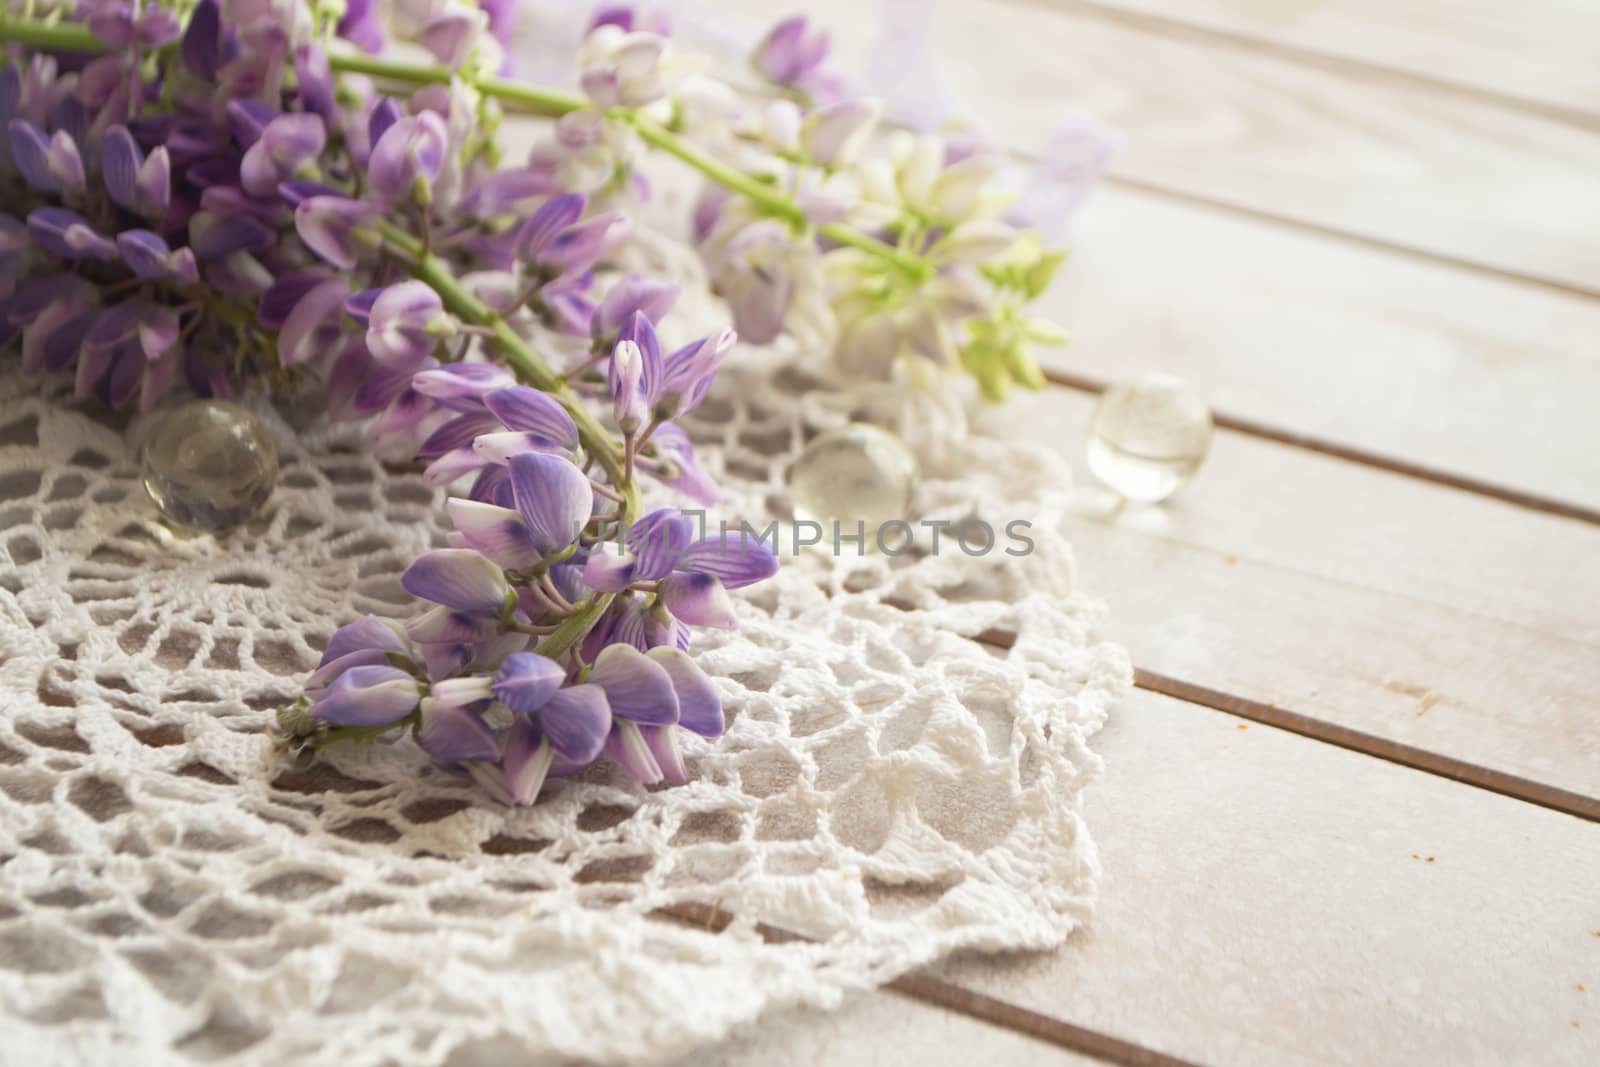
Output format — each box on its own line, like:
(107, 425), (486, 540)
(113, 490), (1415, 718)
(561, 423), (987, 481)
(974, 388), (1600, 799)
(756, 0), (1600, 293)
(1039, 186), (1600, 511)
(1065, 0), (1600, 122)
(935, 689), (1600, 1066)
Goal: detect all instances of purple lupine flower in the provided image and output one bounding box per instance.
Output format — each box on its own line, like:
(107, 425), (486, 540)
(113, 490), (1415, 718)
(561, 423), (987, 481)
(421, 6), (488, 69)
(582, 507), (776, 628)
(497, 682), (613, 804)
(515, 193), (628, 279)
(594, 275), (679, 342)
(240, 113), (326, 197)
(294, 45), (336, 121)
(307, 615), (415, 694)
(639, 646), (723, 783)
(417, 698), (501, 762)
(608, 339), (649, 433)
(657, 327), (736, 418)
(800, 99), (880, 167)
(27, 209), (117, 261)
(588, 642), (679, 784)
(338, 0), (385, 52)
(313, 665), (422, 726)
(116, 231), (199, 285)
(9, 122), (86, 195)
(412, 363), (518, 408)
(401, 548), (513, 616)
(367, 281), (450, 367)
(102, 126), (171, 219)
(368, 111), (449, 202)
(295, 195), (379, 270)
(752, 16), (831, 91)
(648, 423), (720, 505)
(589, 4), (672, 35)
(188, 211), (275, 260)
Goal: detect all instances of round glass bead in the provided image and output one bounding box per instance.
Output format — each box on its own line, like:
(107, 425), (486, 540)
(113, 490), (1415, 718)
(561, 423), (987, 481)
(787, 424), (917, 537)
(139, 400), (279, 531)
(1086, 373), (1213, 502)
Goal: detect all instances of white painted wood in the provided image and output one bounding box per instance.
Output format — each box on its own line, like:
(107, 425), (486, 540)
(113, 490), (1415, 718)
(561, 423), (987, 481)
(1079, 0), (1600, 118)
(683, 990), (1100, 1067)
(976, 387), (1600, 796)
(747, 0), (1600, 291)
(1042, 184), (1600, 509)
(936, 689), (1600, 1066)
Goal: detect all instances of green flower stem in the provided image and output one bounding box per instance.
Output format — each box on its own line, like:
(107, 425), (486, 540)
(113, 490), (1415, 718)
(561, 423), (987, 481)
(0, 15), (923, 278)
(374, 218), (628, 661)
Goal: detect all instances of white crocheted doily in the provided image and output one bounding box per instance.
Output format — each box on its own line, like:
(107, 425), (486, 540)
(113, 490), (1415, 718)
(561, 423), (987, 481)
(0, 206), (1129, 1067)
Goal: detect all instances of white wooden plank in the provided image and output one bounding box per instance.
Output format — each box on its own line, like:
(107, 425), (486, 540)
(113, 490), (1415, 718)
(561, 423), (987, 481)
(749, 0), (1600, 291)
(975, 388), (1600, 798)
(1079, 0), (1600, 118)
(935, 689), (1600, 1066)
(1044, 184), (1600, 510)
(682, 990), (1101, 1067)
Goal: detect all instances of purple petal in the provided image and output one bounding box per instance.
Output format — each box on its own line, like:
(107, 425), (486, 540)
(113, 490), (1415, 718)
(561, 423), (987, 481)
(400, 548), (510, 614)
(501, 717), (555, 805)
(116, 230), (176, 280)
(659, 571), (737, 630)
(368, 112), (448, 201)
(445, 497), (545, 571)
(189, 211), (274, 260)
(616, 311), (662, 403)
(406, 604), (500, 645)
(588, 643), (679, 726)
(227, 99), (278, 149)
(608, 338), (648, 432)
(516, 193), (586, 260)
(640, 726), (687, 784)
(278, 276), (350, 367)
(424, 446), (489, 487)
(483, 387), (579, 449)
(27, 208), (117, 261)
(626, 508), (695, 581)
(321, 614), (409, 668)
(418, 700), (500, 762)
(101, 125), (142, 211)
(538, 684), (611, 763)
(596, 275), (679, 338)
(647, 647), (723, 737)
(135, 145), (171, 217)
(367, 97), (403, 150)
(181, 0), (222, 80)
(367, 280), (443, 366)
(419, 412), (502, 459)
(491, 652), (566, 713)
(294, 196), (377, 270)
(540, 211), (629, 275)
(472, 431), (566, 465)
(507, 452), (593, 554)
(259, 270), (333, 329)
(8, 120), (57, 192)
(240, 113), (326, 198)
(581, 548), (636, 594)
(313, 664), (420, 726)
(603, 720), (663, 784)
(294, 45), (336, 121)
(677, 532), (778, 589)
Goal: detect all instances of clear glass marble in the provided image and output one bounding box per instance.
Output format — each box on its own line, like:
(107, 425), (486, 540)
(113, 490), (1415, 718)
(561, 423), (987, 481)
(787, 424), (917, 537)
(1086, 373), (1212, 502)
(139, 400), (279, 530)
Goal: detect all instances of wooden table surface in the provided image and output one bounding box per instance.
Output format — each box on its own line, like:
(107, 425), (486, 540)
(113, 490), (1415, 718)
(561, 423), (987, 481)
(685, 1), (1600, 1063)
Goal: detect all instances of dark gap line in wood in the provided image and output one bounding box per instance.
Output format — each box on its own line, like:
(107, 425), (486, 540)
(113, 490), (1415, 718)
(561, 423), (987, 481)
(1130, 668), (1600, 823)
(1042, 368), (1600, 528)
(1026, 0), (1600, 134)
(968, 622), (1600, 823)
(888, 974), (1212, 1067)
(1100, 175), (1600, 304)
(653, 902), (1209, 1067)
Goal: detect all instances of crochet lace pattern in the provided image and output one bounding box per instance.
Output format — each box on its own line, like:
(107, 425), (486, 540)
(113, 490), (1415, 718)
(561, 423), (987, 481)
(0, 232), (1130, 1067)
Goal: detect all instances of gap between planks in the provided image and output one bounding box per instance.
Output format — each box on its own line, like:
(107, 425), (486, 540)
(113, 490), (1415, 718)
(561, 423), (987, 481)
(963, 623), (1600, 824)
(1042, 368), (1600, 528)
(655, 901), (1209, 1067)
(1014, 0), (1600, 134)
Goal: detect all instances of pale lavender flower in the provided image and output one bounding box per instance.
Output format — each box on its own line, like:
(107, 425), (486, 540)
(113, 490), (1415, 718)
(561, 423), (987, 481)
(313, 665), (422, 726)
(367, 281), (451, 366)
(368, 110), (449, 202)
(240, 113), (326, 197)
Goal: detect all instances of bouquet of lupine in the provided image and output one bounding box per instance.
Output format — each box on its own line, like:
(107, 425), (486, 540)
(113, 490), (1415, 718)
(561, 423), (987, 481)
(0, 0), (1075, 803)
